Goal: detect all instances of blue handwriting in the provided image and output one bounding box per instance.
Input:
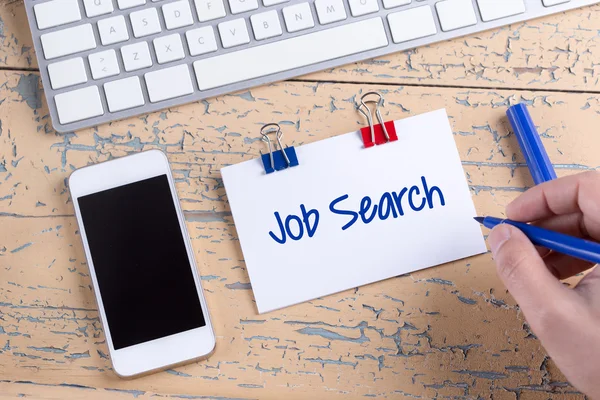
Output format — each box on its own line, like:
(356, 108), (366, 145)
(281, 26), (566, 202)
(268, 176), (445, 244)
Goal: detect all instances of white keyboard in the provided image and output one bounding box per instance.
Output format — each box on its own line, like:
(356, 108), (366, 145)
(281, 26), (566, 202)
(25, 0), (599, 132)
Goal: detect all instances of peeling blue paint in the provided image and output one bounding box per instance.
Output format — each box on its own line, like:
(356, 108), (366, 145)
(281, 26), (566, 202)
(505, 365), (529, 372)
(458, 296), (477, 305)
(315, 305), (340, 312)
(425, 278), (454, 286)
(105, 388), (146, 398)
(453, 369), (507, 380)
(234, 91), (256, 102)
(27, 346), (66, 354)
(166, 369), (193, 377)
(245, 335), (279, 342)
(297, 327), (369, 343)
(59, 383), (96, 390)
(13, 352), (41, 359)
(10, 242), (32, 253)
(240, 319), (266, 325)
(225, 282), (252, 290)
(243, 137), (262, 145)
(65, 351), (90, 359)
(201, 275), (221, 281)
(305, 357), (358, 368)
(255, 363), (282, 374)
(382, 295), (404, 305)
(10, 74), (42, 110)
(97, 349), (109, 359)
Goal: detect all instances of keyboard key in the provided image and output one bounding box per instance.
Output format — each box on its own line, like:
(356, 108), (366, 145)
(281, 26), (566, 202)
(186, 26), (218, 55)
(263, 0), (288, 5)
(55, 86), (103, 124)
(193, 17), (388, 90)
(315, 0), (347, 24)
(121, 41), (153, 71)
(104, 77), (145, 112)
(348, 0), (379, 17)
(476, 0), (525, 22)
(130, 8), (162, 37)
(162, 0), (194, 29)
(48, 57), (87, 89)
(145, 64), (194, 102)
(218, 18), (250, 48)
(543, 0), (569, 5)
(251, 10), (282, 40)
(283, 3), (314, 32)
(154, 34), (185, 64)
(88, 49), (120, 79)
(117, 0), (146, 9)
(382, 0), (410, 9)
(83, 0), (114, 17)
(388, 5), (437, 43)
(97, 15), (129, 45)
(34, 0), (81, 30)
(40, 24), (96, 60)
(436, 0), (477, 31)
(229, 0), (259, 14)
(194, 0), (226, 21)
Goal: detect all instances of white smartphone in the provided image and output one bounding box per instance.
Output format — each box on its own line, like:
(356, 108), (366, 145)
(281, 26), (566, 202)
(70, 150), (215, 378)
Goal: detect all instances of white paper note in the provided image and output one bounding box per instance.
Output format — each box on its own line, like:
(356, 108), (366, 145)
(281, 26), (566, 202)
(222, 109), (486, 313)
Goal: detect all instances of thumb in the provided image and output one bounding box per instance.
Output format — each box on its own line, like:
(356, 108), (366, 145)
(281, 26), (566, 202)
(488, 224), (574, 321)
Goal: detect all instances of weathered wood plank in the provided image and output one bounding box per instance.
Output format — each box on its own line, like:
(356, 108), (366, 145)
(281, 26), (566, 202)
(0, 216), (586, 399)
(2, 1), (600, 91)
(0, 69), (595, 398)
(0, 0), (35, 69)
(306, 4), (600, 91)
(0, 71), (598, 218)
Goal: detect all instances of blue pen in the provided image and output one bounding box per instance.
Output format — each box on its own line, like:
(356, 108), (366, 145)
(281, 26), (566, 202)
(475, 216), (600, 265)
(507, 104), (557, 185)
(476, 106), (600, 264)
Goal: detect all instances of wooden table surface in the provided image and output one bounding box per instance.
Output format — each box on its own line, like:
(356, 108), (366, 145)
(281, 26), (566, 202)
(1, 2), (599, 399)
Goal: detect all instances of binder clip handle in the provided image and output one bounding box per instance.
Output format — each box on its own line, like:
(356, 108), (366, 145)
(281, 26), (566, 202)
(358, 92), (391, 147)
(357, 91), (398, 148)
(260, 123), (299, 174)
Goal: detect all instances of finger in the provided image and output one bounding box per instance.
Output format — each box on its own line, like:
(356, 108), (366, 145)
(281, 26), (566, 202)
(532, 213), (589, 258)
(506, 171), (600, 239)
(489, 224), (592, 395)
(488, 224), (576, 321)
(541, 251), (596, 280)
(534, 212), (590, 239)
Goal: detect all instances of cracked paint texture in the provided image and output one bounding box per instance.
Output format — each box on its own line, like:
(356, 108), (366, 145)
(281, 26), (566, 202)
(0, 2), (599, 400)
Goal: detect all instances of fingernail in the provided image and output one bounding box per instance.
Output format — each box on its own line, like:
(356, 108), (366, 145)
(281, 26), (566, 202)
(488, 224), (512, 255)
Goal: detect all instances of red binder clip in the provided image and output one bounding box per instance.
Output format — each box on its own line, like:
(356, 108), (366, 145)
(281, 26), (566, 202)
(357, 92), (398, 148)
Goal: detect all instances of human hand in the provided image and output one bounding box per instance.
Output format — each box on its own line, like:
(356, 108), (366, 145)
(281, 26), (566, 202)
(488, 171), (600, 397)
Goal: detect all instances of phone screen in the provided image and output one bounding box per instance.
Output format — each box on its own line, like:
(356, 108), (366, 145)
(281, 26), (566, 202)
(78, 175), (206, 350)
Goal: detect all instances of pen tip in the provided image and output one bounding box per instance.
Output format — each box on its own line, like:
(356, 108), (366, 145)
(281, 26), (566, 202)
(474, 216), (484, 224)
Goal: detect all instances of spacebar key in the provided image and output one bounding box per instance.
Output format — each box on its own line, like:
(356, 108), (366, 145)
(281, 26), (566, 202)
(193, 18), (388, 90)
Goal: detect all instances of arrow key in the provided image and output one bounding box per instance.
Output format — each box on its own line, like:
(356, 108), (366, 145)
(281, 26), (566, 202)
(88, 49), (120, 80)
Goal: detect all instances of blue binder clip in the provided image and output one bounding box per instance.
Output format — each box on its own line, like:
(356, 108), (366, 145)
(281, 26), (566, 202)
(260, 123), (299, 174)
